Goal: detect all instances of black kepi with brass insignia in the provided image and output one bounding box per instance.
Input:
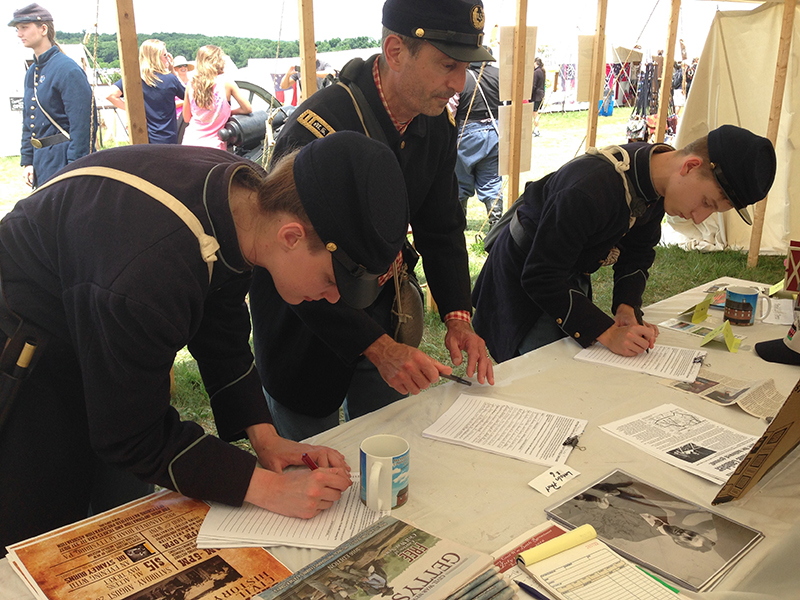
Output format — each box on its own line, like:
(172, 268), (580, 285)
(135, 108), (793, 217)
(382, 0), (494, 63)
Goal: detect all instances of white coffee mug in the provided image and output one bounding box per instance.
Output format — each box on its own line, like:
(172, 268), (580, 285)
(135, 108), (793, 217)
(359, 434), (409, 512)
(724, 286), (773, 326)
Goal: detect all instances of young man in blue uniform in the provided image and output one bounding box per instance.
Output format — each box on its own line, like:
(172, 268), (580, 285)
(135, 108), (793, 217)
(250, 0), (496, 441)
(473, 125), (777, 362)
(10, 3), (95, 187)
(0, 132), (410, 553)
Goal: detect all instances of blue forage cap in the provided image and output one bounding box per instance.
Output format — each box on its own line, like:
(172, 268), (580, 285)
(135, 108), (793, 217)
(9, 3), (52, 26)
(382, 0), (495, 62)
(707, 125), (776, 225)
(294, 131), (409, 309)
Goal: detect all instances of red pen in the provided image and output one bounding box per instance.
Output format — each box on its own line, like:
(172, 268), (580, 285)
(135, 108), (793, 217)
(301, 453), (319, 470)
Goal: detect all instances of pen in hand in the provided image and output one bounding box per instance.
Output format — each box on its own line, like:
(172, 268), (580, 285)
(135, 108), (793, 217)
(440, 373), (472, 386)
(301, 453), (319, 470)
(633, 306), (650, 354)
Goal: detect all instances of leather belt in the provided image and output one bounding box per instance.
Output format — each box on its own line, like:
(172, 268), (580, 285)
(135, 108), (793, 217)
(31, 133), (69, 149)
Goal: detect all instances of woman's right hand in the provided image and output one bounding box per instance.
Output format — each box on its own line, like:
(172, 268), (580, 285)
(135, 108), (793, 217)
(244, 466), (352, 519)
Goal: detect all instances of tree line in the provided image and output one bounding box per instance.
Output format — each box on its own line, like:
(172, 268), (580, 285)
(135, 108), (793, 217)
(57, 31), (380, 69)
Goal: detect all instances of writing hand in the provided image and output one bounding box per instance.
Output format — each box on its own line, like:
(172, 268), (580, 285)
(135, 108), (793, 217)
(596, 322), (655, 356)
(244, 466), (352, 519)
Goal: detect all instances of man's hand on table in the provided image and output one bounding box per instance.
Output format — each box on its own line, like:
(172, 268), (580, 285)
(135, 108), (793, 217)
(363, 334), (448, 394)
(598, 304), (659, 356)
(444, 319), (495, 385)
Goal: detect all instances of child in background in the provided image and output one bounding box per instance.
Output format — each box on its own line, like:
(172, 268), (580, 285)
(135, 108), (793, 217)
(182, 45), (252, 150)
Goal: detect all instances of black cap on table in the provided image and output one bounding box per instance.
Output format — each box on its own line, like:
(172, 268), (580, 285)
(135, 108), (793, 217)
(8, 3), (52, 26)
(382, 0), (495, 63)
(294, 131), (409, 310)
(707, 124), (777, 226)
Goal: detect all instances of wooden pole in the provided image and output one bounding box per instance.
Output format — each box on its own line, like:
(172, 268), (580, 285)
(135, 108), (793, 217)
(585, 0), (608, 149)
(747, 0), (796, 267)
(298, 0), (317, 102)
(114, 0), (148, 144)
(507, 0), (529, 204)
(655, 0), (681, 144)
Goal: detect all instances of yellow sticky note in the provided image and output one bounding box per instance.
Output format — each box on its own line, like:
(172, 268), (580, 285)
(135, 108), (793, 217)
(692, 293), (713, 323)
(722, 320), (741, 353)
(517, 524), (597, 566)
(700, 322), (725, 347)
(769, 280), (785, 296)
(700, 321), (740, 353)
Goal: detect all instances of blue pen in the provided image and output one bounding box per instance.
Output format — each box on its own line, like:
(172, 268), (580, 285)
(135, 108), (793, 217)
(514, 580), (552, 600)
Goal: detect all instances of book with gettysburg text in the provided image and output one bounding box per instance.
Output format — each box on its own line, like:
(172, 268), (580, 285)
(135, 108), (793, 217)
(545, 470), (763, 592)
(255, 515), (503, 600)
(5, 490), (291, 600)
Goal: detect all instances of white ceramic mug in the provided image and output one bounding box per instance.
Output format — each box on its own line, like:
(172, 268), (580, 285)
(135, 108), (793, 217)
(359, 434), (409, 512)
(724, 286), (773, 326)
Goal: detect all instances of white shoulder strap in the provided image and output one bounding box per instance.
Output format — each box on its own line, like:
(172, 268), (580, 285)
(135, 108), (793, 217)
(586, 145), (636, 229)
(36, 166), (219, 283)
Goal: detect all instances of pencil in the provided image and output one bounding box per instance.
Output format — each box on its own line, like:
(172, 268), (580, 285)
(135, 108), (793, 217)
(440, 373), (472, 386)
(301, 453), (319, 470)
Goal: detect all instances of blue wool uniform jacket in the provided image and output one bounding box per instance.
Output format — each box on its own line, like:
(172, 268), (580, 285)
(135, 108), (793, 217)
(250, 54), (471, 416)
(472, 143), (666, 363)
(0, 145), (271, 506)
(20, 46), (96, 186)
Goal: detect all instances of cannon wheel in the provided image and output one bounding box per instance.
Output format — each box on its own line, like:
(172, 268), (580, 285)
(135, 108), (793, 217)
(235, 81), (283, 111)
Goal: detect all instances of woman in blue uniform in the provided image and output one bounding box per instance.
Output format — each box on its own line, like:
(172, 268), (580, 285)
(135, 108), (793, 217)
(10, 3), (96, 187)
(0, 131), (409, 553)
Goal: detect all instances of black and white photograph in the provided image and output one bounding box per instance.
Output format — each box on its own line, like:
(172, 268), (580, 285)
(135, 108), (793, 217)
(546, 469), (763, 591)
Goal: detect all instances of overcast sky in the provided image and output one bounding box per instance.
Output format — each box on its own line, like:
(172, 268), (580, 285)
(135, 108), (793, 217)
(13, 0), (761, 60)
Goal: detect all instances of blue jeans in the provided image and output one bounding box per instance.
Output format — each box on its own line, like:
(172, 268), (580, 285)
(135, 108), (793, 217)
(264, 357), (407, 442)
(455, 121), (502, 224)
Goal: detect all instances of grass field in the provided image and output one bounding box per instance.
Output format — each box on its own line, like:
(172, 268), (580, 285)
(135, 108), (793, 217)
(0, 107), (786, 438)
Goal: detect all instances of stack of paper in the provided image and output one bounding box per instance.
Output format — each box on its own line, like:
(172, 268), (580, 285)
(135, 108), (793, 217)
(197, 474), (383, 549)
(574, 344), (706, 383)
(600, 404), (758, 484)
(422, 394), (587, 466)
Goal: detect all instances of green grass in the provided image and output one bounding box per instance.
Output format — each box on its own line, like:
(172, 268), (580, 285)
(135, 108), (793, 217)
(0, 106), (787, 439)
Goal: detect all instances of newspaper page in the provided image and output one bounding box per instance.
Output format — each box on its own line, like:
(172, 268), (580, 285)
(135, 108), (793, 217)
(256, 516), (497, 600)
(574, 344), (706, 383)
(660, 367), (787, 420)
(600, 404), (759, 484)
(422, 394), (587, 466)
(198, 474), (383, 550)
(6, 490), (291, 600)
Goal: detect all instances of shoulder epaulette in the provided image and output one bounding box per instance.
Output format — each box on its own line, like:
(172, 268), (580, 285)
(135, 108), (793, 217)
(297, 109), (335, 139)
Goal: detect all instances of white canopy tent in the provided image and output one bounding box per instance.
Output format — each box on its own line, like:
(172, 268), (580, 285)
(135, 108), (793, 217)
(667, 1), (798, 254)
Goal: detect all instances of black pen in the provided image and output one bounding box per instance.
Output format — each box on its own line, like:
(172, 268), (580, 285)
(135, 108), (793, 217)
(515, 580), (552, 600)
(633, 306), (650, 353)
(440, 373), (472, 386)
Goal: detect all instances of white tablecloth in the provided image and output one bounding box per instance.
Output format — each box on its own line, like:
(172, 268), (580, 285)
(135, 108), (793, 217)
(3, 277), (799, 600)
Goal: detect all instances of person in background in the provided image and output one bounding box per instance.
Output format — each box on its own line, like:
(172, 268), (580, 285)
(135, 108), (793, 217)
(450, 59), (503, 227)
(172, 54), (194, 143)
(182, 45), (252, 150)
(530, 57), (545, 137)
(10, 2), (95, 188)
(0, 131), (410, 554)
(106, 39), (185, 144)
(279, 47), (335, 104)
(249, 0), (495, 442)
(473, 125), (776, 362)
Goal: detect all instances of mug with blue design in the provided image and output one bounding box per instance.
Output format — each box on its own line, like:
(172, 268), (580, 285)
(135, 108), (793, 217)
(724, 286), (773, 325)
(359, 434), (409, 512)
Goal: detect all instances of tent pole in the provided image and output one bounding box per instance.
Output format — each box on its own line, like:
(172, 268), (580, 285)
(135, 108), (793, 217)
(507, 0), (529, 205)
(298, 0), (317, 102)
(585, 0), (608, 149)
(655, 0), (680, 144)
(115, 0), (148, 144)
(747, 0), (796, 267)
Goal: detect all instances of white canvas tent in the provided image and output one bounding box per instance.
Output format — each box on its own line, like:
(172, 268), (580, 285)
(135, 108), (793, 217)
(667, 1), (799, 254)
